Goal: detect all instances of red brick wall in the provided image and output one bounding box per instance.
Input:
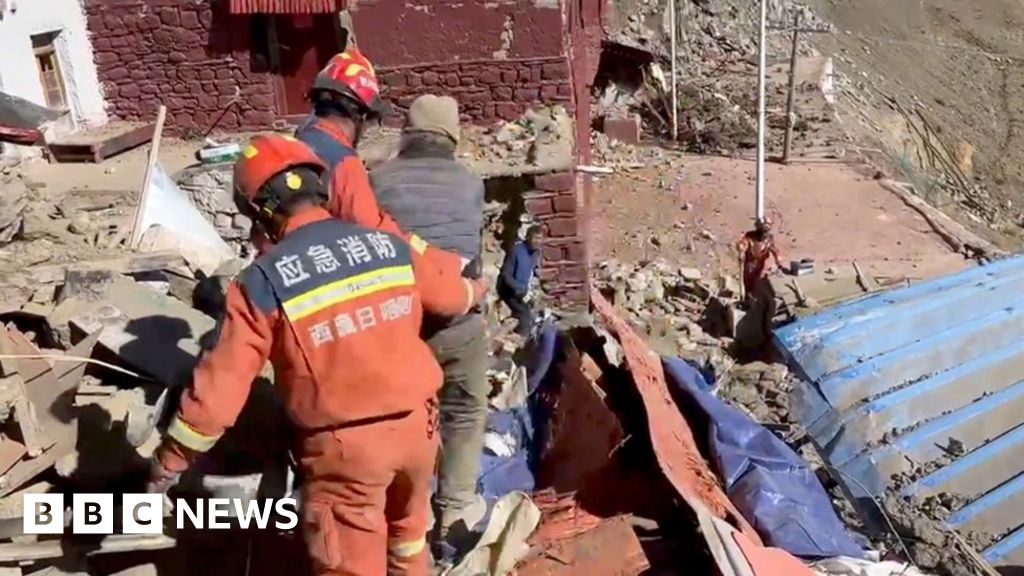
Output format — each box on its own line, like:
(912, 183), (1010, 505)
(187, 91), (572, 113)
(380, 58), (573, 123)
(524, 171), (588, 308)
(351, 0), (573, 124)
(84, 0), (277, 133)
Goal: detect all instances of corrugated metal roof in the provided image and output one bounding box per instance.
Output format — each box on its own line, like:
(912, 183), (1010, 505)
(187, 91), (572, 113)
(775, 255), (1024, 570)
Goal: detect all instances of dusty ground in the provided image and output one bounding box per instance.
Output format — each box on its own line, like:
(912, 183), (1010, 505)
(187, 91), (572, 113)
(804, 0), (1024, 249)
(591, 153), (969, 283)
(21, 138), (202, 196)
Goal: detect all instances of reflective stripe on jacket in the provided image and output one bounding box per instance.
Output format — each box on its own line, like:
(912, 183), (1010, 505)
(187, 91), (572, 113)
(165, 207), (475, 456)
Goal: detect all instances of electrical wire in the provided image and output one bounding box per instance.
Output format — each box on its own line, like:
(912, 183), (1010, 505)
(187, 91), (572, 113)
(0, 354), (153, 381)
(831, 468), (917, 566)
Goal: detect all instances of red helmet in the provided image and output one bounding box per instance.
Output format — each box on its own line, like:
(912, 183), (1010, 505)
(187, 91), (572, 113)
(233, 134), (327, 213)
(309, 48), (387, 115)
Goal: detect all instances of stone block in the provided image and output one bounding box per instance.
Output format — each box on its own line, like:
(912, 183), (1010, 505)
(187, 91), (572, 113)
(603, 114), (641, 145)
(383, 71), (406, 87)
(553, 194), (577, 214)
(159, 7), (180, 26)
(493, 86), (513, 100)
(501, 70), (518, 83)
(557, 263), (588, 284)
(422, 71), (439, 86)
(565, 239), (586, 261)
(94, 52), (118, 65)
(524, 196), (554, 217)
(534, 172), (574, 192)
(180, 10), (200, 29)
(542, 245), (564, 262)
(515, 87), (538, 102)
(496, 102), (519, 120)
(542, 62), (569, 80)
(480, 68), (501, 85)
(545, 217), (577, 238)
(443, 73), (460, 87)
(461, 90), (490, 103)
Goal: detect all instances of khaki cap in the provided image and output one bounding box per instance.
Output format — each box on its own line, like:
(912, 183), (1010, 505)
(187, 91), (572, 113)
(405, 94), (460, 144)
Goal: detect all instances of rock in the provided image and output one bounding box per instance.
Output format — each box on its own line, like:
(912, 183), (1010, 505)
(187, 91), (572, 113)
(700, 229), (717, 241)
(678, 267), (702, 281)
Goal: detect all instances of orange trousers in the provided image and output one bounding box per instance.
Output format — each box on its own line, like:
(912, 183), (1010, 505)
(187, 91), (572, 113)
(298, 401), (439, 576)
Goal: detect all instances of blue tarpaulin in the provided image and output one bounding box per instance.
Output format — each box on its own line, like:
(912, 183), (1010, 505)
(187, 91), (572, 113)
(662, 357), (864, 559)
(476, 324), (559, 500)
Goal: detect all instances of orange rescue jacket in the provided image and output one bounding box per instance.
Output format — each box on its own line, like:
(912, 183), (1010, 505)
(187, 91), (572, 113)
(160, 207), (479, 470)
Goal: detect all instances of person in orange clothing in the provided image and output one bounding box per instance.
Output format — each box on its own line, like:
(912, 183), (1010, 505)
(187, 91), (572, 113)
(736, 216), (783, 347)
(295, 48), (467, 277)
(148, 134), (486, 576)
(736, 216), (783, 302)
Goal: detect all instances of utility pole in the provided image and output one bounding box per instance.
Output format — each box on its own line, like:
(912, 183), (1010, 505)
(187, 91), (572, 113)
(782, 11), (801, 164)
(774, 14), (831, 164)
(755, 0), (767, 222)
(669, 0), (678, 141)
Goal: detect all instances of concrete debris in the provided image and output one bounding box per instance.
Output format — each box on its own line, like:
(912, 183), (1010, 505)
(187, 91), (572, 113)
(0, 174), (27, 245)
(469, 106), (575, 175)
(66, 275), (217, 388)
(593, 257), (732, 367)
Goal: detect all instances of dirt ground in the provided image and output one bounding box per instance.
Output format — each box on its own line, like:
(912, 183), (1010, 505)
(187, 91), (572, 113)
(804, 0), (1024, 249)
(20, 138), (200, 198)
(591, 153), (970, 283)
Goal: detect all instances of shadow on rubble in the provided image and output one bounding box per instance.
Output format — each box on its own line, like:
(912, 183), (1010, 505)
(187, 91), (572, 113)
(30, 309), (303, 576)
(531, 327), (719, 574)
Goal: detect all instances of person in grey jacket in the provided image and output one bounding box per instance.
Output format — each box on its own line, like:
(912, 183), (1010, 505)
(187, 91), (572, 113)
(369, 95), (487, 560)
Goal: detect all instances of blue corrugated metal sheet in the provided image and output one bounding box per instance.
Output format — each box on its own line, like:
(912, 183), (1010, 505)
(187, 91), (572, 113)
(775, 255), (1024, 570)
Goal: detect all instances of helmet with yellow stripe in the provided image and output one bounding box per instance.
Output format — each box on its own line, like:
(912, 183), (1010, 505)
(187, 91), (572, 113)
(233, 134), (328, 222)
(308, 48), (387, 117)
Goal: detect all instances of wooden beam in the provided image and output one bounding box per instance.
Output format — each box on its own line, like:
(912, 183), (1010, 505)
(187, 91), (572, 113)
(46, 124), (156, 164)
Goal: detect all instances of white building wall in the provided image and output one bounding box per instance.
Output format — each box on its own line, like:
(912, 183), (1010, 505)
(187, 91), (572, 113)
(0, 0), (107, 156)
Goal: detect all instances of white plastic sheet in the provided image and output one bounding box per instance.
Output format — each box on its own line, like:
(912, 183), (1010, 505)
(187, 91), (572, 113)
(446, 492), (541, 576)
(135, 163), (234, 276)
(812, 557), (937, 576)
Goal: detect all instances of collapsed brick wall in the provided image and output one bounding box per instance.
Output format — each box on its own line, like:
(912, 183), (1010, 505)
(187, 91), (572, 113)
(84, 0), (277, 133)
(525, 172), (588, 307)
(379, 58), (573, 123)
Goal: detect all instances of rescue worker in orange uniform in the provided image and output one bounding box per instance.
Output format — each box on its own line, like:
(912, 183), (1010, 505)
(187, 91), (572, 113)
(148, 134), (486, 576)
(294, 48), (466, 279)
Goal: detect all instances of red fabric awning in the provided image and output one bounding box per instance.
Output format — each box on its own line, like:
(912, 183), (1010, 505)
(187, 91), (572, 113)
(229, 0), (345, 14)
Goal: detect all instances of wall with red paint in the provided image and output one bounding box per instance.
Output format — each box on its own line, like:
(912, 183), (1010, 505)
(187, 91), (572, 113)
(84, 0), (278, 133)
(351, 0), (573, 124)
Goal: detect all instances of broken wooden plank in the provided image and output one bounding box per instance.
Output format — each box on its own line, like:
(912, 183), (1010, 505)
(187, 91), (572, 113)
(0, 440), (25, 480)
(68, 276), (216, 387)
(47, 124), (156, 164)
(0, 533), (176, 563)
(0, 331), (98, 498)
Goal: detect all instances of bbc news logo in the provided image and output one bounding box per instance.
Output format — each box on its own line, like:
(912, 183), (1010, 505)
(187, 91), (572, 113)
(24, 494), (299, 534)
